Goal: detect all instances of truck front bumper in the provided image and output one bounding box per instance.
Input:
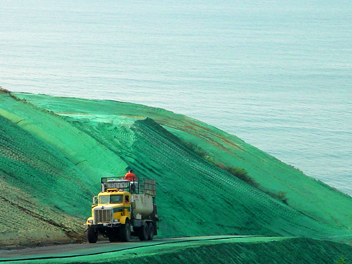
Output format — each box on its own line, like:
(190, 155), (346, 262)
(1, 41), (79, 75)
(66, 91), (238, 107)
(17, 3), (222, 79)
(92, 223), (121, 228)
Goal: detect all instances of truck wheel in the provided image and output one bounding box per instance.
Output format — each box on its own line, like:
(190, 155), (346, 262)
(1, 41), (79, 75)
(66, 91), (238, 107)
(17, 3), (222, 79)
(148, 223), (154, 241)
(87, 226), (98, 243)
(138, 222), (149, 241)
(119, 221), (131, 242)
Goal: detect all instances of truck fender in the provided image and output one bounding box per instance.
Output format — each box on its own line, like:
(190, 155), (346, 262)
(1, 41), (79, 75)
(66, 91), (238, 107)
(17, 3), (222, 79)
(119, 216), (129, 224)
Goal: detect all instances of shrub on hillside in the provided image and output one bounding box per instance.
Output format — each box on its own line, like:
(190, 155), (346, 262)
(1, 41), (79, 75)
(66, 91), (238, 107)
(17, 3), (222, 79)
(182, 139), (288, 204)
(335, 256), (346, 264)
(265, 191), (288, 205)
(0, 86), (10, 93)
(182, 140), (214, 163)
(226, 166), (259, 188)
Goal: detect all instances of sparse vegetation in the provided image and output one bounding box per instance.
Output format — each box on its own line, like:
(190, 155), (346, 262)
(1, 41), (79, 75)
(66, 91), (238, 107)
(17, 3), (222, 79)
(0, 86), (10, 94)
(225, 166), (260, 188)
(265, 191), (288, 205)
(336, 256), (346, 264)
(181, 140), (215, 163)
(289, 164), (303, 173)
(183, 140), (288, 204)
(0, 87), (23, 101)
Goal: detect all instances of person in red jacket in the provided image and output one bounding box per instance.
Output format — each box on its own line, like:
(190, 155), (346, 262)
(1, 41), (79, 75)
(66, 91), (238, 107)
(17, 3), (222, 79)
(124, 169), (136, 181)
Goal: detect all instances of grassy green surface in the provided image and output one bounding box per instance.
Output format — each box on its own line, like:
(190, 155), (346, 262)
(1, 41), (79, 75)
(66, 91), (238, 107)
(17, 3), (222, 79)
(1, 237), (352, 264)
(1, 89), (352, 262)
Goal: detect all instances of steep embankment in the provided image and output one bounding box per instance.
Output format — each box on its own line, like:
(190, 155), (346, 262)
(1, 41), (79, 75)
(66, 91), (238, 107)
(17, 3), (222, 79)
(1, 89), (352, 252)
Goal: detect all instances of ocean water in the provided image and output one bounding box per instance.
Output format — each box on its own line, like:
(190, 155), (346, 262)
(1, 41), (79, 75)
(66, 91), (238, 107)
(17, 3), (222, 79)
(1, 0), (351, 194)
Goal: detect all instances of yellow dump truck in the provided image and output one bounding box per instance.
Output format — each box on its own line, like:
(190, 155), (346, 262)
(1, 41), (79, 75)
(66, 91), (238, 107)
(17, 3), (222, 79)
(86, 177), (158, 243)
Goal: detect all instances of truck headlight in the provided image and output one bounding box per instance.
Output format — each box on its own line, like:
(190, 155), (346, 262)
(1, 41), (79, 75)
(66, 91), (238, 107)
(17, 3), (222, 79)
(113, 219), (119, 222)
(88, 220), (93, 224)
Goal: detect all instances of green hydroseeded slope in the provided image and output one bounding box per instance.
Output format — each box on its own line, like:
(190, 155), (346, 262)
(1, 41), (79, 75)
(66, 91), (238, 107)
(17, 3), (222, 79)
(1, 90), (352, 252)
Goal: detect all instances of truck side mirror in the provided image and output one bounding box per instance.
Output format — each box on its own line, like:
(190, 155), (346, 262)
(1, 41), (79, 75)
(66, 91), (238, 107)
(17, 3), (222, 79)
(92, 196), (98, 205)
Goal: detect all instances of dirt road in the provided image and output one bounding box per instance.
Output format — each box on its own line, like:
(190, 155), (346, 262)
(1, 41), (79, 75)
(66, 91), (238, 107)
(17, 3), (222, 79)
(0, 236), (251, 263)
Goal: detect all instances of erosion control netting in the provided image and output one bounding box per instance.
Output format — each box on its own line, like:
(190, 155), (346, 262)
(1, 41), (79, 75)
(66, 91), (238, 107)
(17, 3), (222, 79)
(9, 237), (352, 264)
(1, 90), (352, 249)
(15, 93), (352, 229)
(0, 92), (128, 247)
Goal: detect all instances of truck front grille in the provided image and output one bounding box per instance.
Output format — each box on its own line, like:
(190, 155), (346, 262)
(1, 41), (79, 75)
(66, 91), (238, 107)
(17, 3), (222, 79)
(94, 209), (112, 224)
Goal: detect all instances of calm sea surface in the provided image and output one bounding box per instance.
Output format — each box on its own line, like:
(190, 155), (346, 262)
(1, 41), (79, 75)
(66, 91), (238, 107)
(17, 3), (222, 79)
(1, 0), (351, 194)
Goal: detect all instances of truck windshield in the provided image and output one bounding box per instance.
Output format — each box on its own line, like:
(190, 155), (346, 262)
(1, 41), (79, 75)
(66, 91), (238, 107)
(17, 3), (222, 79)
(111, 195), (123, 204)
(99, 195), (123, 204)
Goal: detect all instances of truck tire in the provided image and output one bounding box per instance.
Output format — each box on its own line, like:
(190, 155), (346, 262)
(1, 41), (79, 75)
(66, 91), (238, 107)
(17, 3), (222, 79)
(119, 221), (131, 242)
(138, 222), (149, 241)
(148, 223), (154, 241)
(87, 226), (98, 243)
